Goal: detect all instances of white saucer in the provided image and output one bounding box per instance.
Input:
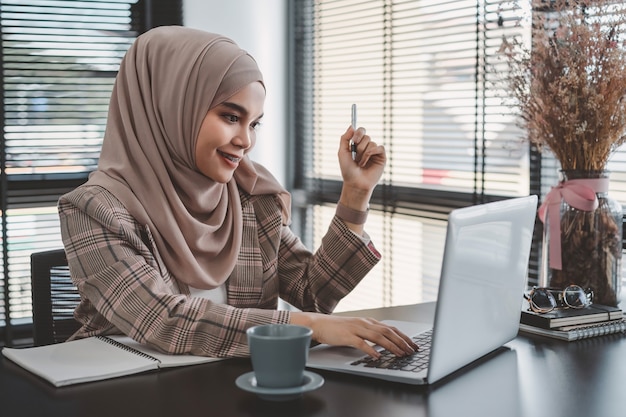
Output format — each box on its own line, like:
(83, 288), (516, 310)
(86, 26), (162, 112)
(235, 370), (324, 401)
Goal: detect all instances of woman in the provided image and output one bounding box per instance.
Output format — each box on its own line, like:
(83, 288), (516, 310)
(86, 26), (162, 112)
(58, 26), (417, 359)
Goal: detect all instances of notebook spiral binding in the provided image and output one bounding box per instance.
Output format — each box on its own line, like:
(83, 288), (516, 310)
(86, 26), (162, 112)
(568, 319), (626, 339)
(520, 318), (626, 341)
(96, 335), (160, 362)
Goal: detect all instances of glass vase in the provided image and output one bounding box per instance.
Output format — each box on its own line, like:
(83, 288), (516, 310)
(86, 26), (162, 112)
(540, 170), (622, 306)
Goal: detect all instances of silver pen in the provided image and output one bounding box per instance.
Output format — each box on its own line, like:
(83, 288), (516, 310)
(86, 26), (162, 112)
(351, 103), (357, 161)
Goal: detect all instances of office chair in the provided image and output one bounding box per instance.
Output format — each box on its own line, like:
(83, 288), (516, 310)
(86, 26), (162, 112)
(30, 249), (81, 346)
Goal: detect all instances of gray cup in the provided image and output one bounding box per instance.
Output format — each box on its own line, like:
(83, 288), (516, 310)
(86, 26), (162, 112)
(246, 324), (313, 388)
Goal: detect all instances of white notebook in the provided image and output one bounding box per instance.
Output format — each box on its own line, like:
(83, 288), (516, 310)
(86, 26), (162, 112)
(1, 335), (223, 387)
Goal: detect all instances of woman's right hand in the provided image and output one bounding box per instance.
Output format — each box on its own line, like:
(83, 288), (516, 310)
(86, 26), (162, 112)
(290, 312), (418, 358)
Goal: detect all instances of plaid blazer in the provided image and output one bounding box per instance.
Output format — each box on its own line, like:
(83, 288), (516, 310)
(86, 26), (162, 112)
(58, 185), (380, 357)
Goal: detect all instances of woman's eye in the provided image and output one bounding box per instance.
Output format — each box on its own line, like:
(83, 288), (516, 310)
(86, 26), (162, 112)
(224, 114), (239, 123)
(251, 121), (262, 130)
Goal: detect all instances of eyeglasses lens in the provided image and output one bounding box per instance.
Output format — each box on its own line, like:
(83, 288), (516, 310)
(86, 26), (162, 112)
(563, 285), (587, 308)
(530, 289), (556, 312)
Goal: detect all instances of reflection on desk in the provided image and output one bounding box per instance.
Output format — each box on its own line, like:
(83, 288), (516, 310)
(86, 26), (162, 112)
(514, 332), (626, 417)
(427, 347), (520, 417)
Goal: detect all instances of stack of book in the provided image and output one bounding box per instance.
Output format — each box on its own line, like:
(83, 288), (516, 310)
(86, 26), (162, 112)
(519, 303), (626, 341)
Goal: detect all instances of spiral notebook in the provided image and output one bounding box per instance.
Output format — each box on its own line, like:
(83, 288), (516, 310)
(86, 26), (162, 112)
(519, 318), (626, 341)
(1, 335), (223, 387)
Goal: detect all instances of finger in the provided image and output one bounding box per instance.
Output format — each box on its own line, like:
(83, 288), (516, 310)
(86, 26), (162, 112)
(340, 126), (359, 157)
(376, 326), (417, 356)
(352, 128), (367, 147)
(365, 334), (407, 357)
(373, 322), (417, 354)
(351, 133), (370, 162)
(359, 324), (415, 357)
(340, 125), (357, 144)
(352, 338), (382, 359)
(358, 143), (386, 168)
(388, 325), (419, 351)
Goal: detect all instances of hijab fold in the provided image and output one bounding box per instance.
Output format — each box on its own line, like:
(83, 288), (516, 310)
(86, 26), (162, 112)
(87, 26), (290, 289)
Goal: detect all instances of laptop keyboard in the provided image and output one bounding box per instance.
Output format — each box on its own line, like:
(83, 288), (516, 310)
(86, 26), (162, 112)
(349, 329), (433, 373)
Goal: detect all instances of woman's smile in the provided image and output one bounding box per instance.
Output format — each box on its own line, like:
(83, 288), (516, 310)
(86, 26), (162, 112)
(218, 150), (241, 165)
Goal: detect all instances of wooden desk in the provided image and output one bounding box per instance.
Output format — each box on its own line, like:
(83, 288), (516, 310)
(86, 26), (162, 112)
(2, 302), (625, 417)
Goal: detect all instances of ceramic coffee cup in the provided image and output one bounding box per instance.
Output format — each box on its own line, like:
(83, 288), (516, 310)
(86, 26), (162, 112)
(246, 324), (313, 388)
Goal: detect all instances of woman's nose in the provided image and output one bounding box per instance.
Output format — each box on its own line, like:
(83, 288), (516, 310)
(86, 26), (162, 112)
(234, 128), (253, 149)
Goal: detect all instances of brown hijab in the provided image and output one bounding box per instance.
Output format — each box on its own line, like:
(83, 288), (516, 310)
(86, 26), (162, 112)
(86, 26), (290, 289)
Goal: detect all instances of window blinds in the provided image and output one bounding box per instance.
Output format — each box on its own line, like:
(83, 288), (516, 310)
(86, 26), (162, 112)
(298, 0), (529, 198)
(292, 0), (622, 311)
(292, 0), (529, 311)
(0, 0), (182, 346)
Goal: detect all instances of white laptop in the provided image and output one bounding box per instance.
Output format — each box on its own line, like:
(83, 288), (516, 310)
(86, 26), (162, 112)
(307, 195), (538, 385)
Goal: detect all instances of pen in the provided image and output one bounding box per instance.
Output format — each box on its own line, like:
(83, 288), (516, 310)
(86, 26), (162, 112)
(351, 103), (357, 161)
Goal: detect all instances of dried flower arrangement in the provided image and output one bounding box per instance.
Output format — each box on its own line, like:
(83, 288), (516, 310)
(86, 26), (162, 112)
(499, 0), (626, 170)
(499, 0), (626, 306)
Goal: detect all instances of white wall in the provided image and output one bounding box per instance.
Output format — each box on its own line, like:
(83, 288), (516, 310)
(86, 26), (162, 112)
(183, 0), (288, 185)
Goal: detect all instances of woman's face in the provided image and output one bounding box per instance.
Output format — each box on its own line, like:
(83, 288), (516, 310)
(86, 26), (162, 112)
(195, 81), (265, 183)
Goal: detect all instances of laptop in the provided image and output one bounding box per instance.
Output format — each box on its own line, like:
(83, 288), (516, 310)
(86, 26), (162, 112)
(307, 195), (538, 385)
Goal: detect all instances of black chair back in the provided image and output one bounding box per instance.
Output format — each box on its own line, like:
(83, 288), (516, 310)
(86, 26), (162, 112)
(30, 249), (81, 346)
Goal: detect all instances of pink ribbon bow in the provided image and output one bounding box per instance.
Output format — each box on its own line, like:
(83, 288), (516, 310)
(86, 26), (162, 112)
(538, 178), (609, 270)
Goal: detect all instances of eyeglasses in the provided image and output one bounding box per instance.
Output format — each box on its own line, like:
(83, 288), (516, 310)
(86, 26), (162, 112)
(523, 285), (593, 313)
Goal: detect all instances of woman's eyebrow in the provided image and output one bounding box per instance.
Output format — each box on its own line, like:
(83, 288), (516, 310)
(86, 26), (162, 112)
(220, 101), (263, 120)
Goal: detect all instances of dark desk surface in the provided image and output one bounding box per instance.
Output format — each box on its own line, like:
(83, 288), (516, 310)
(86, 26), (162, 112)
(2, 302), (626, 417)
